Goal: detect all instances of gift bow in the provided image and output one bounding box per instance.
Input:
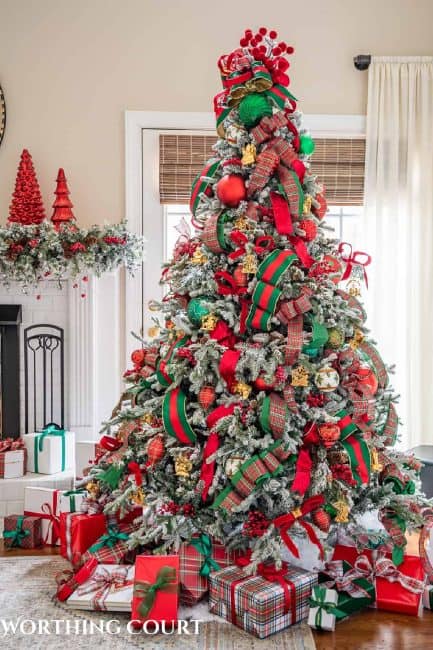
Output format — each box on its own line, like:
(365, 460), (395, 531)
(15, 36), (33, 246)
(321, 559), (374, 599)
(309, 588), (346, 628)
(273, 495), (325, 559)
(338, 242), (371, 288)
(190, 534), (221, 577)
(133, 566), (178, 618)
(88, 526), (129, 553)
(76, 566), (131, 610)
(62, 489), (85, 513)
(41, 502), (61, 545)
(349, 554), (425, 594)
(0, 437), (25, 452)
(3, 515), (30, 548)
(37, 423), (65, 451)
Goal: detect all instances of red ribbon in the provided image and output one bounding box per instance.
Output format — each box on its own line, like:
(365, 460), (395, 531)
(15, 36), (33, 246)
(99, 435), (123, 452)
(219, 349), (241, 392)
(206, 403), (238, 429)
(199, 431), (220, 501)
(25, 501), (60, 545)
(273, 495), (325, 559)
(270, 191), (293, 236)
(291, 448), (312, 495)
(127, 461), (142, 487)
(0, 437), (25, 452)
(338, 242), (371, 288)
(215, 271), (248, 296)
(209, 321), (237, 348)
(228, 231), (249, 261)
(289, 236), (314, 269)
(254, 235), (275, 254)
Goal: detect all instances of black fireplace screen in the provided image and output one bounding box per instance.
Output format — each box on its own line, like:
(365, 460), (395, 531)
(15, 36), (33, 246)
(0, 305), (21, 438)
(24, 324), (64, 433)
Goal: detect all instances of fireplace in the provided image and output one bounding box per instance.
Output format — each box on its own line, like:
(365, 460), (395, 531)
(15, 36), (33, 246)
(0, 305), (21, 439)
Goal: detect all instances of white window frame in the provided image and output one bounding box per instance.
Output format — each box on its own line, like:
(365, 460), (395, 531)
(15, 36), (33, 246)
(124, 111), (366, 366)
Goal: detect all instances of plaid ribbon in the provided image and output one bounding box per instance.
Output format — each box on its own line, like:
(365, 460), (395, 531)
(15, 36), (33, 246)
(3, 515), (30, 548)
(379, 508), (407, 566)
(201, 213), (228, 253)
(259, 392), (288, 439)
(190, 159), (221, 216)
(344, 554), (425, 595)
(283, 384), (299, 413)
(382, 402), (398, 446)
(337, 289), (367, 323)
(276, 290), (313, 324)
(55, 557), (98, 601)
(76, 566), (132, 611)
(156, 336), (188, 387)
(134, 566), (178, 618)
(358, 341), (388, 388)
(0, 437), (25, 452)
(247, 139), (304, 200)
(321, 559), (374, 599)
(285, 314), (303, 366)
(251, 111), (291, 145)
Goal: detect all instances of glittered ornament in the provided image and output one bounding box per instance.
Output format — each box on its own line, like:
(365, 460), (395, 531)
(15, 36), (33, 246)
(312, 508), (331, 532)
(86, 481), (100, 498)
(298, 219), (317, 242)
(349, 329), (364, 350)
(370, 448), (383, 472)
(238, 93), (272, 128)
(318, 423), (341, 448)
(299, 134), (315, 155)
(201, 313), (218, 331)
(327, 327), (345, 349)
(357, 365), (378, 395)
(191, 247), (208, 265)
(225, 455), (244, 478)
(233, 381), (252, 399)
(241, 143), (256, 166)
(216, 175), (246, 207)
(187, 296), (213, 326)
(333, 498), (350, 523)
(146, 435), (165, 466)
(233, 265), (248, 287)
(303, 195), (313, 215)
(175, 454), (193, 478)
(131, 487), (145, 505)
(291, 365), (309, 387)
(242, 252), (258, 274)
(198, 385), (216, 410)
(315, 366), (340, 392)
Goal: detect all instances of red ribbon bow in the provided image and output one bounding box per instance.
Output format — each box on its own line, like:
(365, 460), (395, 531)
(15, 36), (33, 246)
(338, 242), (371, 288)
(273, 495), (325, 559)
(127, 461), (143, 487)
(228, 231), (249, 261)
(0, 437), (25, 452)
(215, 270), (248, 296)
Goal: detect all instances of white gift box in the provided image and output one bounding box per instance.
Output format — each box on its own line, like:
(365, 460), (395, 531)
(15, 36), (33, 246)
(59, 489), (86, 514)
(66, 564), (134, 611)
(75, 440), (99, 478)
(308, 586), (339, 631)
(0, 449), (26, 479)
(24, 486), (62, 545)
(24, 430), (74, 474)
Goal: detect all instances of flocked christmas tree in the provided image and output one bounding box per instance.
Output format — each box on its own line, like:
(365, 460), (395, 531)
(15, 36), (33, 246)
(86, 28), (428, 569)
(8, 148), (46, 225)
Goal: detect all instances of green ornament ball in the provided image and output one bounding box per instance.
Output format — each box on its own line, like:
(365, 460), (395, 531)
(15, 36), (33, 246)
(187, 296), (213, 326)
(300, 135), (315, 155)
(238, 93), (272, 129)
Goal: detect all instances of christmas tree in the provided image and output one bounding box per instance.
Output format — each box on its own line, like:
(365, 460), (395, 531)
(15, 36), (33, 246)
(51, 168), (75, 230)
(8, 149), (46, 225)
(88, 28), (427, 569)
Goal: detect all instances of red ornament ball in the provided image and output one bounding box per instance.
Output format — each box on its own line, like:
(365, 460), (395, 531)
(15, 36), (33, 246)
(357, 365), (379, 395)
(312, 508), (331, 532)
(216, 175), (246, 207)
(233, 265), (248, 287)
(254, 376), (275, 391)
(131, 348), (146, 367)
(298, 219), (318, 242)
(198, 385), (216, 410)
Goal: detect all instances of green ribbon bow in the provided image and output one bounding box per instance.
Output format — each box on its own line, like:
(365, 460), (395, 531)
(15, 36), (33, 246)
(190, 534), (221, 578)
(88, 526), (129, 553)
(35, 424), (66, 473)
(62, 489), (85, 513)
(133, 566), (178, 618)
(309, 588), (346, 629)
(3, 515), (30, 548)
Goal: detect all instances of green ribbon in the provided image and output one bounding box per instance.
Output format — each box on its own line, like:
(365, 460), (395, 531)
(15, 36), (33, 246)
(62, 489), (85, 513)
(309, 588), (346, 629)
(88, 526), (129, 553)
(190, 534), (221, 578)
(385, 477), (416, 495)
(35, 424), (66, 473)
(133, 566), (178, 618)
(3, 515), (30, 548)
(303, 317), (329, 356)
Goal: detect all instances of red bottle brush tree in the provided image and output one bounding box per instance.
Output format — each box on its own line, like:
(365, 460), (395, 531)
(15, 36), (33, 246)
(8, 149), (46, 225)
(51, 168), (75, 230)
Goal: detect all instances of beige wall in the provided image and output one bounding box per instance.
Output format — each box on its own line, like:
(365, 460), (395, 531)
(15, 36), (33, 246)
(0, 0), (432, 226)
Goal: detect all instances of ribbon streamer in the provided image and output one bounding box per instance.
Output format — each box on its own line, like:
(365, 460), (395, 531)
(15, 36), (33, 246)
(273, 495), (325, 559)
(190, 534), (221, 577)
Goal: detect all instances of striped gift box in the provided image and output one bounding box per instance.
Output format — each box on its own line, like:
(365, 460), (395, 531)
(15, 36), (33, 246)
(209, 564), (317, 639)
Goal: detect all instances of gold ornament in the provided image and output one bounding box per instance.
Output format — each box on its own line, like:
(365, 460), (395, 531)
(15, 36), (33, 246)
(242, 253), (258, 274)
(86, 481), (100, 498)
(347, 279), (361, 297)
(225, 455), (244, 478)
(147, 326), (160, 338)
(141, 413), (154, 425)
(201, 313), (218, 331)
(131, 487), (145, 505)
(349, 329), (365, 350)
(291, 365), (310, 387)
(191, 248), (208, 265)
(327, 327), (345, 349)
(175, 454), (193, 478)
(291, 507), (303, 519)
(233, 215), (252, 231)
(233, 381), (252, 399)
(333, 498), (350, 523)
(241, 143), (257, 166)
(303, 195), (313, 215)
(371, 448), (383, 472)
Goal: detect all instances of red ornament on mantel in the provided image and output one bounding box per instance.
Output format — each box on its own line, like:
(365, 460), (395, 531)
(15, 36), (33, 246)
(8, 149), (46, 225)
(51, 168), (75, 230)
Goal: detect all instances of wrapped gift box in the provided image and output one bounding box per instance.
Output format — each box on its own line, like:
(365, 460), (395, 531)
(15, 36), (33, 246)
(209, 562), (317, 639)
(0, 449), (26, 479)
(24, 428), (74, 474)
(75, 440), (102, 479)
(423, 584), (433, 610)
(131, 554), (179, 625)
(57, 558), (98, 601)
(66, 564), (134, 611)
(24, 486), (62, 545)
(308, 586), (341, 631)
(179, 534), (240, 605)
(59, 489), (86, 514)
(60, 512), (107, 564)
(3, 514), (42, 549)
(81, 522), (138, 565)
(332, 545), (425, 616)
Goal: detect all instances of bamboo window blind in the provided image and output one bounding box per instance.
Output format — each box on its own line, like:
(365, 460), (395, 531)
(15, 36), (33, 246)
(159, 134), (365, 206)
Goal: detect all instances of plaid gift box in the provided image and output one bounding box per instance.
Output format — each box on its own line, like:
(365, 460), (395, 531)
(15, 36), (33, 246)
(209, 562), (317, 639)
(0, 438), (27, 478)
(3, 514), (43, 549)
(81, 523), (138, 565)
(60, 512), (107, 564)
(179, 534), (241, 605)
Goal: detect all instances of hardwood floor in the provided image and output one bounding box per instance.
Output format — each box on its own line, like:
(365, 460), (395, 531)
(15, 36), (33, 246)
(1, 536), (432, 649)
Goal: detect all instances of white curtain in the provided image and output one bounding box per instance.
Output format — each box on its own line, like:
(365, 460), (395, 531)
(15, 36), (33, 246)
(363, 57), (433, 449)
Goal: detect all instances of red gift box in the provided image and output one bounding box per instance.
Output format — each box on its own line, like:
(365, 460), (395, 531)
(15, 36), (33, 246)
(131, 554), (179, 626)
(332, 545), (425, 616)
(56, 557), (98, 601)
(60, 512), (107, 564)
(179, 534), (241, 605)
(3, 514), (42, 549)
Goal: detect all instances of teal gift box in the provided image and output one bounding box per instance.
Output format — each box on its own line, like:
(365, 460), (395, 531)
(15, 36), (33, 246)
(24, 425), (74, 474)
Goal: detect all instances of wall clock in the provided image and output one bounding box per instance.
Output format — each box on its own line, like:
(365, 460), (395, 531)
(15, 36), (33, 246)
(0, 84), (5, 147)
